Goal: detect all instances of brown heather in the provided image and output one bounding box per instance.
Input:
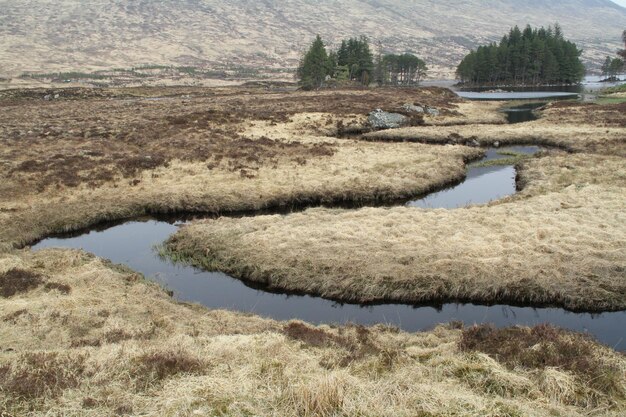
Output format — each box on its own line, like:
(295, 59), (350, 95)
(0, 86), (624, 415)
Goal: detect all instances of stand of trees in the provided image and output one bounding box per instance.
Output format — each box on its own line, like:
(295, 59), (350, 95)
(456, 24), (585, 85)
(378, 53), (428, 86)
(297, 35), (427, 89)
(601, 56), (624, 80)
(599, 30), (626, 81)
(335, 37), (374, 84)
(297, 35), (374, 89)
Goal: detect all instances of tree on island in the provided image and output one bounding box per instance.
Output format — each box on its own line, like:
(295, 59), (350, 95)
(602, 56), (624, 80)
(456, 24), (585, 85)
(297, 35), (330, 90)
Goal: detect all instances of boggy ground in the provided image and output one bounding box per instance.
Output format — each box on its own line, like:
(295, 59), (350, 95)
(164, 152), (626, 311)
(1, 86), (625, 415)
(1, 249), (625, 416)
(164, 99), (626, 312)
(0, 86), (490, 249)
(364, 101), (626, 156)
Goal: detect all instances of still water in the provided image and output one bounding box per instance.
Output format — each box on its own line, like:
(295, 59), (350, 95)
(33, 144), (626, 350)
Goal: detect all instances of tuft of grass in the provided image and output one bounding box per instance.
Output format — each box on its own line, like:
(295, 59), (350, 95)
(0, 352), (85, 400)
(132, 348), (205, 388)
(0, 269), (44, 298)
(459, 324), (626, 405)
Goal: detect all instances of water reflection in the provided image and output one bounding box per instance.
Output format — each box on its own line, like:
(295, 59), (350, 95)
(406, 146), (537, 208)
(33, 146), (625, 351)
(33, 220), (625, 350)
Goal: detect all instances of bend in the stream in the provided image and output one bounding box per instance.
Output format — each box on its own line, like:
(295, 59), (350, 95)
(32, 145), (626, 351)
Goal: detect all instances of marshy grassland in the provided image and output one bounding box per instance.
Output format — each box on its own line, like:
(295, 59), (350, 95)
(0, 86), (485, 250)
(163, 152), (626, 311)
(1, 249), (625, 416)
(0, 86), (625, 415)
(364, 101), (626, 155)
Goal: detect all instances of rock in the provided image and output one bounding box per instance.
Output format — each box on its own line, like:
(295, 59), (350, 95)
(43, 94), (52, 100)
(469, 139), (480, 147)
(367, 109), (409, 130)
(425, 107), (440, 116)
(493, 141), (500, 148)
(402, 103), (424, 113)
(53, 94), (60, 99)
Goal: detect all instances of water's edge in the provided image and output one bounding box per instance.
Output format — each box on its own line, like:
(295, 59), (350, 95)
(32, 145), (626, 351)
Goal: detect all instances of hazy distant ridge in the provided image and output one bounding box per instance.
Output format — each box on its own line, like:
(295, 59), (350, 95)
(1, 0), (625, 78)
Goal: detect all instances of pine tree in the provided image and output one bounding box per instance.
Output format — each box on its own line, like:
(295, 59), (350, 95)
(601, 56), (612, 78)
(297, 35), (329, 90)
(335, 36), (374, 85)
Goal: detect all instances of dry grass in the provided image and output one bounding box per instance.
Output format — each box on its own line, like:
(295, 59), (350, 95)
(0, 140), (480, 250)
(0, 86), (491, 250)
(0, 249), (624, 416)
(163, 152), (626, 311)
(0, 86), (625, 415)
(364, 101), (626, 156)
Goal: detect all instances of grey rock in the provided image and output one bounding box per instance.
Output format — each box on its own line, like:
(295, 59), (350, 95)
(469, 139), (480, 147)
(53, 94), (60, 99)
(367, 109), (409, 130)
(425, 107), (440, 116)
(43, 94), (52, 100)
(402, 103), (424, 113)
(493, 141), (500, 148)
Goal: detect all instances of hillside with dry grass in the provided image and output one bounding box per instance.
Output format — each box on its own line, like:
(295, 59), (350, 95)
(0, 0), (625, 82)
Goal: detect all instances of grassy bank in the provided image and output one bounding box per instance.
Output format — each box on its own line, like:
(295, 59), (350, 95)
(0, 142), (481, 250)
(1, 249), (624, 416)
(0, 86), (487, 249)
(163, 152), (626, 311)
(363, 101), (626, 156)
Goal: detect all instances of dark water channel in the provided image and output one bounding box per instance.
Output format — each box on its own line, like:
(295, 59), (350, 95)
(33, 141), (626, 350)
(457, 91), (579, 101)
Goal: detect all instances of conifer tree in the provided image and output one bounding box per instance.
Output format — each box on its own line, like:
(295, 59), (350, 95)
(336, 36), (374, 85)
(297, 35), (329, 90)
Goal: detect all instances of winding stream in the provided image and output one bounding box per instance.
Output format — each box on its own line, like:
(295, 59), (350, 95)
(33, 142), (626, 351)
(29, 96), (626, 349)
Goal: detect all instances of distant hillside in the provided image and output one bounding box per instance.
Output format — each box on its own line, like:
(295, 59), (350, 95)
(1, 0), (625, 79)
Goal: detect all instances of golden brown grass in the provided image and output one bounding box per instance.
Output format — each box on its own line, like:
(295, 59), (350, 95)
(363, 101), (626, 156)
(1, 86), (625, 415)
(1, 249), (624, 416)
(163, 152), (626, 311)
(0, 86), (489, 250)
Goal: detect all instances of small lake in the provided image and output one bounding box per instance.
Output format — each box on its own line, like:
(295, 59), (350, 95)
(456, 91), (579, 101)
(33, 145), (626, 351)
